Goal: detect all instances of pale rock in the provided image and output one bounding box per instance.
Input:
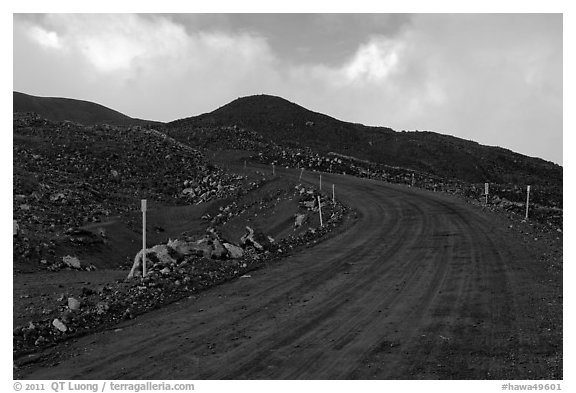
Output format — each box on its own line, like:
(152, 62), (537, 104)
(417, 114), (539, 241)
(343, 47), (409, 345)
(52, 319), (67, 332)
(294, 213), (307, 228)
(68, 297), (81, 311)
(223, 243), (244, 259)
(62, 255), (81, 269)
(128, 244), (179, 279)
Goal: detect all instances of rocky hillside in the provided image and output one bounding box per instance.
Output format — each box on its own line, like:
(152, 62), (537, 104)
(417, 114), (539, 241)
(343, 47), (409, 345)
(13, 91), (159, 126)
(13, 113), (243, 272)
(169, 94), (562, 187)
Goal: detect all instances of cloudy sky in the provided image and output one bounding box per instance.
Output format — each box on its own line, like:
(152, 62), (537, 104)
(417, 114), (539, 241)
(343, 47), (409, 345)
(13, 13), (562, 164)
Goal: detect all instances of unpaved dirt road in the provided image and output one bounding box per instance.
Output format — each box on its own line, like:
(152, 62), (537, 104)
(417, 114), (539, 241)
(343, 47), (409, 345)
(19, 169), (561, 379)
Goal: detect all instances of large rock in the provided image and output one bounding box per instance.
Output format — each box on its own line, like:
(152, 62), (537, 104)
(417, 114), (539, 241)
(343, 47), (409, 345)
(62, 255), (81, 269)
(52, 319), (67, 332)
(67, 297), (81, 312)
(167, 238), (212, 258)
(223, 243), (244, 259)
(128, 244), (179, 279)
(150, 244), (177, 265)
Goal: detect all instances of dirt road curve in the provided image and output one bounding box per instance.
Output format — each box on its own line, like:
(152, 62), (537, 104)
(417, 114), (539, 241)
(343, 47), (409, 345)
(21, 170), (559, 379)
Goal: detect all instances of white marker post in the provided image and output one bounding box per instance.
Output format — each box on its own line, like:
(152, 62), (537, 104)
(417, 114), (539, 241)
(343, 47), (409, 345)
(272, 163), (275, 176)
(244, 160), (247, 171)
(319, 174), (322, 190)
(525, 185), (531, 220)
(317, 195), (323, 227)
(299, 168), (304, 181)
(411, 173), (415, 187)
(141, 199), (147, 277)
(332, 184), (335, 204)
(485, 183), (489, 205)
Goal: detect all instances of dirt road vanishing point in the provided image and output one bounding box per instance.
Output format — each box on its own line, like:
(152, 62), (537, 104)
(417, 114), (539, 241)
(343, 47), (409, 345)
(19, 167), (561, 379)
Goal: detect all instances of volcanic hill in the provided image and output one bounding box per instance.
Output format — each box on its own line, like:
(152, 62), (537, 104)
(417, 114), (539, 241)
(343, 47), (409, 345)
(13, 91), (159, 127)
(169, 94), (562, 186)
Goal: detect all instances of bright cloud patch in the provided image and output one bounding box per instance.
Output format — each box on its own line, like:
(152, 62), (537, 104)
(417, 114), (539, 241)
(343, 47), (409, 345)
(23, 14), (270, 74)
(27, 26), (62, 50)
(39, 14), (190, 73)
(343, 38), (402, 83)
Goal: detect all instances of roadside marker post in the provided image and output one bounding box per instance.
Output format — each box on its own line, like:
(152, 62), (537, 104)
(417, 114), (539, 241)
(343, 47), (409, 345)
(319, 174), (322, 190)
(317, 195), (323, 227)
(411, 173), (415, 187)
(244, 160), (246, 171)
(332, 184), (335, 204)
(299, 168), (304, 181)
(272, 163), (275, 176)
(141, 199), (147, 277)
(525, 185), (531, 220)
(485, 183), (489, 205)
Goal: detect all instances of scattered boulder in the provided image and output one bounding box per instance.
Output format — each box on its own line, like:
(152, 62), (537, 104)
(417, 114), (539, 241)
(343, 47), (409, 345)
(62, 255), (81, 269)
(52, 319), (67, 332)
(223, 243), (244, 259)
(68, 297), (81, 312)
(294, 213), (307, 228)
